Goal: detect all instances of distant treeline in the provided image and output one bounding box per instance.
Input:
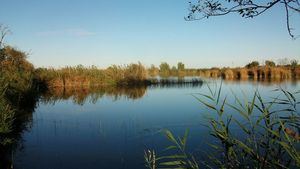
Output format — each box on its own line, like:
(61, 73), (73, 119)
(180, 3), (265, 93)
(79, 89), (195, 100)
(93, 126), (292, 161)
(148, 60), (300, 80)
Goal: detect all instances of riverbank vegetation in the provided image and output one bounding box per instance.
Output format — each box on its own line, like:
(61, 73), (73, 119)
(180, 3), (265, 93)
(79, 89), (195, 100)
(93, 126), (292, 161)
(36, 62), (148, 88)
(35, 59), (300, 91)
(0, 46), (40, 169)
(148, 60), (300, 81)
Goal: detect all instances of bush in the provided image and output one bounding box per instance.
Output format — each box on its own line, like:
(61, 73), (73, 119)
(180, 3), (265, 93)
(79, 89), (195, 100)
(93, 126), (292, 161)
(0, 46), (35, 93)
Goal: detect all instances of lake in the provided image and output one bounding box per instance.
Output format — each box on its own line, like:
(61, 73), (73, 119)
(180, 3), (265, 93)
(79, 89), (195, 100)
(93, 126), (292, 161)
(11, 79), (300, 169)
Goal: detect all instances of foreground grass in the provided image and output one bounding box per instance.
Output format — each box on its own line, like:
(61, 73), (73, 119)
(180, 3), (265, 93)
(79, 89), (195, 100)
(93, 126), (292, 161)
(145, 85), (300, 168)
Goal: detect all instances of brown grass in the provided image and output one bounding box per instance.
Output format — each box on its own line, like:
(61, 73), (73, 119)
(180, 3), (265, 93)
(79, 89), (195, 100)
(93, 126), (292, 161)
(221, 69), (234, 79)
(236, 68), (248, 80)
(199, 66), (299, 81)
(36, 62), (148, 89)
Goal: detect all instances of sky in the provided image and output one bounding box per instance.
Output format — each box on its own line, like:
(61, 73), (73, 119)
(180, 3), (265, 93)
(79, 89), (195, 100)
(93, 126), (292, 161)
(0, 0), (299, 68)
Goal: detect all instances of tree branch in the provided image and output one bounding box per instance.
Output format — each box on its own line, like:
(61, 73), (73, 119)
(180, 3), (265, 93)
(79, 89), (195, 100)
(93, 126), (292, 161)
(186, 0), (300, 38)
(0, 24), (11, 48)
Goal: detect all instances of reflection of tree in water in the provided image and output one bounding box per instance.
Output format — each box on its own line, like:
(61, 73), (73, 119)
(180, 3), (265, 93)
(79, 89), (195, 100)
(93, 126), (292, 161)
(0, 92), (39, 169)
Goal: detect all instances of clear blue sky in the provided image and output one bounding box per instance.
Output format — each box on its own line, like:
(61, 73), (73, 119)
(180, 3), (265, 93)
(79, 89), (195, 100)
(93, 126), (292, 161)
(0, 0), (299, 68)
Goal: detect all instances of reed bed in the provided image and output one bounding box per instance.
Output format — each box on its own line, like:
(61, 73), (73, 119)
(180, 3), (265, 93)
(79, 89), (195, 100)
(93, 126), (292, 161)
(36, 62), (148, 89)
(199, 66), (299, 81)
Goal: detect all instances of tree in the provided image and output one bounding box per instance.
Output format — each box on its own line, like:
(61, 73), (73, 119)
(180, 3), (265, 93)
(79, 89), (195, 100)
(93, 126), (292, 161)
(265, 60), (276, 67)
(0, 24), (11, 62)
(159, 62), (171, 75)
(148, 64), (159, 76)
(177, 62), (185, 71)
(245, 61), (259, 68)
(278, 58), (290, 66)
(0, 24), (10, 49)
(290, 59), (298, 68)
(186, 0), (300, 38)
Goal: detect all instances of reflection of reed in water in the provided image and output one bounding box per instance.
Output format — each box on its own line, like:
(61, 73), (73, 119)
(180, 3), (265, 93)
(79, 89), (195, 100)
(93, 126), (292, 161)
(0, 92), (39, 169)
(41, 85), (148, 105)
(41, 77), (204, 105)
(222, 77), (299, 87)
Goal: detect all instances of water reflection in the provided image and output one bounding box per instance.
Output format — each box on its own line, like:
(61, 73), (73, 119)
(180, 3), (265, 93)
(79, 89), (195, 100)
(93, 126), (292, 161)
(0, 93), (39, 169)
(2, 78), (299, 169)
(221, 78), (300, 86)
(41, 85), (148, 105)
(41, 78), (204, 105)
(0, 78), (204, 168)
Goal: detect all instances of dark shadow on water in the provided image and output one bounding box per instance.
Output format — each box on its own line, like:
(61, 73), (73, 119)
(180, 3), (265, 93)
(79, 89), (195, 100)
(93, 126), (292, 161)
(0, 91), (39, 169)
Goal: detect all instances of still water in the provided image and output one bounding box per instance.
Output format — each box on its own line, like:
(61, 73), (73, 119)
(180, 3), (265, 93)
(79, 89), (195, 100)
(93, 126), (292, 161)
(13, 79), (300, 169)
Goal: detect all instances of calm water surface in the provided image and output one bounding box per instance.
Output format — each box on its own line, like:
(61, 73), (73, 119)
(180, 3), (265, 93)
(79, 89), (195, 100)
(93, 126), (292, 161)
(13, 80), (300, 169)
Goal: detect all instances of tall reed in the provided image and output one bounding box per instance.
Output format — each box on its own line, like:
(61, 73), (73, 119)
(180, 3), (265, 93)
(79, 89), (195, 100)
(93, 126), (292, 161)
(145, 84), (300, 168)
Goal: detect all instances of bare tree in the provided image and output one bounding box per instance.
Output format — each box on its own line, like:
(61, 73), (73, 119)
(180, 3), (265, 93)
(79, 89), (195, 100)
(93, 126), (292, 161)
(0, 24), (11, 48)
(186, 0), (300, 38)
(278, 58), (290, 65)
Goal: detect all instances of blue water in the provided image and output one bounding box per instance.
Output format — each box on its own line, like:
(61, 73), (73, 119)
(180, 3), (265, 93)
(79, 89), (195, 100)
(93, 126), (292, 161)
(13, 80), (300, 169)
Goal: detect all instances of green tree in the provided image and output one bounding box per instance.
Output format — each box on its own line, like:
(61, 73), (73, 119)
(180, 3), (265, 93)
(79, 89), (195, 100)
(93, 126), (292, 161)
(265, 60), (276, 67)
(245, 61), (259, 68)
(291, 59), (298, 69)
(159, 62), (170, 75)
(177, 62), (185, 71)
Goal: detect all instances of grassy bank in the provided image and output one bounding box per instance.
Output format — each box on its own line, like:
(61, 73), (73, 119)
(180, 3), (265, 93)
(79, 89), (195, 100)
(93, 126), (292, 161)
(36, 62), (148, 88)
